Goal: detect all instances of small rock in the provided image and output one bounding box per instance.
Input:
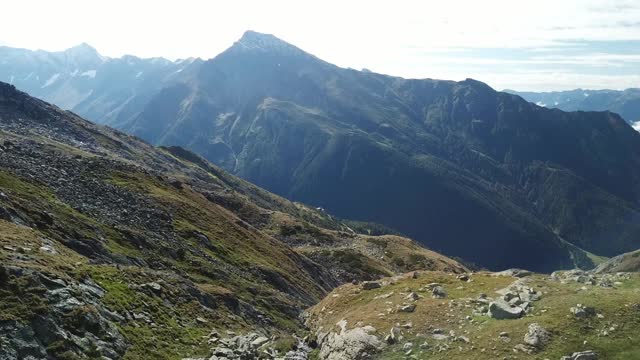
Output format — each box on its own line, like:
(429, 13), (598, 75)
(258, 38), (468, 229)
(432, 286), (447, 299)
(401, 322), (412, 329)
(523, 323), (551, 349)
(513, 343), (535, 354)
(251, 336), (269, 348)
(405, 292), (420, 301)
(144, 282), (162, 293)
(374, 291), (394, 299)
(561, 350), (598, 360)
(457, 336), (470, 343)
(399, 304), (416, 313)
(362, 281), (382, 290)
(432, 334), (449, 341)
(570, 304), (596, 318)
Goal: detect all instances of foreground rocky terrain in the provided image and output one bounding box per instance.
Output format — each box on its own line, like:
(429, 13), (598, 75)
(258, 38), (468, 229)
(307, 268), (640, 359)
(0, 81), (465, 359)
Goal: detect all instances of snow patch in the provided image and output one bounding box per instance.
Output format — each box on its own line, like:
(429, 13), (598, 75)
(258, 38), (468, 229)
(535, 101), (547, 107)
(9, 75), (14, 85)
(23, 72), (34, 81)
(70, 69), (79, 77)
(81, 70), (97, 79)
(583, 93), (589, 97)
(41, 73), (60, 88)
(135, 71), (143, 78)
(633, 121), (640, 132)
(554, 101), (559, 106)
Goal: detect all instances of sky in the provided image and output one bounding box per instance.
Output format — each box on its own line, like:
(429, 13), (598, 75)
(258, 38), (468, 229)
(1, 0), (640, 91)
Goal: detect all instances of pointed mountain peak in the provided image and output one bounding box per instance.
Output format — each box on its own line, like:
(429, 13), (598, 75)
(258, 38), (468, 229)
(64, 43), (106, 62)
(66, 42), (98, 54)
(229, 30), (307, 57)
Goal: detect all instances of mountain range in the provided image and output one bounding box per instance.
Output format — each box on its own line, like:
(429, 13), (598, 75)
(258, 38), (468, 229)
(2, 31), (640, 272)
(0, 43), (202, 127)
(506, 88), (640, 127)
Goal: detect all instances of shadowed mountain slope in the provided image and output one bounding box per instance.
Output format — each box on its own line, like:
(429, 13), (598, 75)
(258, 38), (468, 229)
(120, 31), (640, 271)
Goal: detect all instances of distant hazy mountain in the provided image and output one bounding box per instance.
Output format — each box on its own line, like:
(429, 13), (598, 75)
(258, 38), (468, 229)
(0, 43), (202, 127)
(506, 88), (640, 127)
(3, 32), (640, 272)
(1, 80), (470, 358)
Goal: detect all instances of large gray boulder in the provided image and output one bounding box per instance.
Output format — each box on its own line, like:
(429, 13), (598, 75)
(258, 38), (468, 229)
(488, 300), (524, 319)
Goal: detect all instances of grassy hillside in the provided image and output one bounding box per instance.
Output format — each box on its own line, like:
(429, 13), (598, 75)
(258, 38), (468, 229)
(0, 81), (465, 359)
(307, 270), (640, 359)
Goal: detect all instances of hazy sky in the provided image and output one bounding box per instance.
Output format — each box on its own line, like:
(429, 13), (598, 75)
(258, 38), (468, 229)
(2, 0), (640, 91)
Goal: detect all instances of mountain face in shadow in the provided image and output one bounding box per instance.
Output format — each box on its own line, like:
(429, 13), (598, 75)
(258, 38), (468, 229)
(119, 32), (640, 271)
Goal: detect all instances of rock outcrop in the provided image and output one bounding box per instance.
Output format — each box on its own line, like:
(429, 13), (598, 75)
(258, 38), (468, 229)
(317, 320), (383, 360)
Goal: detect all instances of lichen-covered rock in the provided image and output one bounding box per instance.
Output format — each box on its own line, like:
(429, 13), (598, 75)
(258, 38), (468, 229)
(523, 323), (551, 349)
(0, 267), (128, 359)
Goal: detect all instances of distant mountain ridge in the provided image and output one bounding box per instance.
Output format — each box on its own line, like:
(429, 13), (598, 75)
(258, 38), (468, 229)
(506, 88), (640, 127)
(0, 43), (202, 127)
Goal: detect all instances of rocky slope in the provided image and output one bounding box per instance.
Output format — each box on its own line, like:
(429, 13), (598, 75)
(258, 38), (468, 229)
(121, 31), (640, 272)
(506, 88), (640, 125)
(593, 249), (640, 274)
(0, 81), (465, 359)
(307, 269), (640, 359)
